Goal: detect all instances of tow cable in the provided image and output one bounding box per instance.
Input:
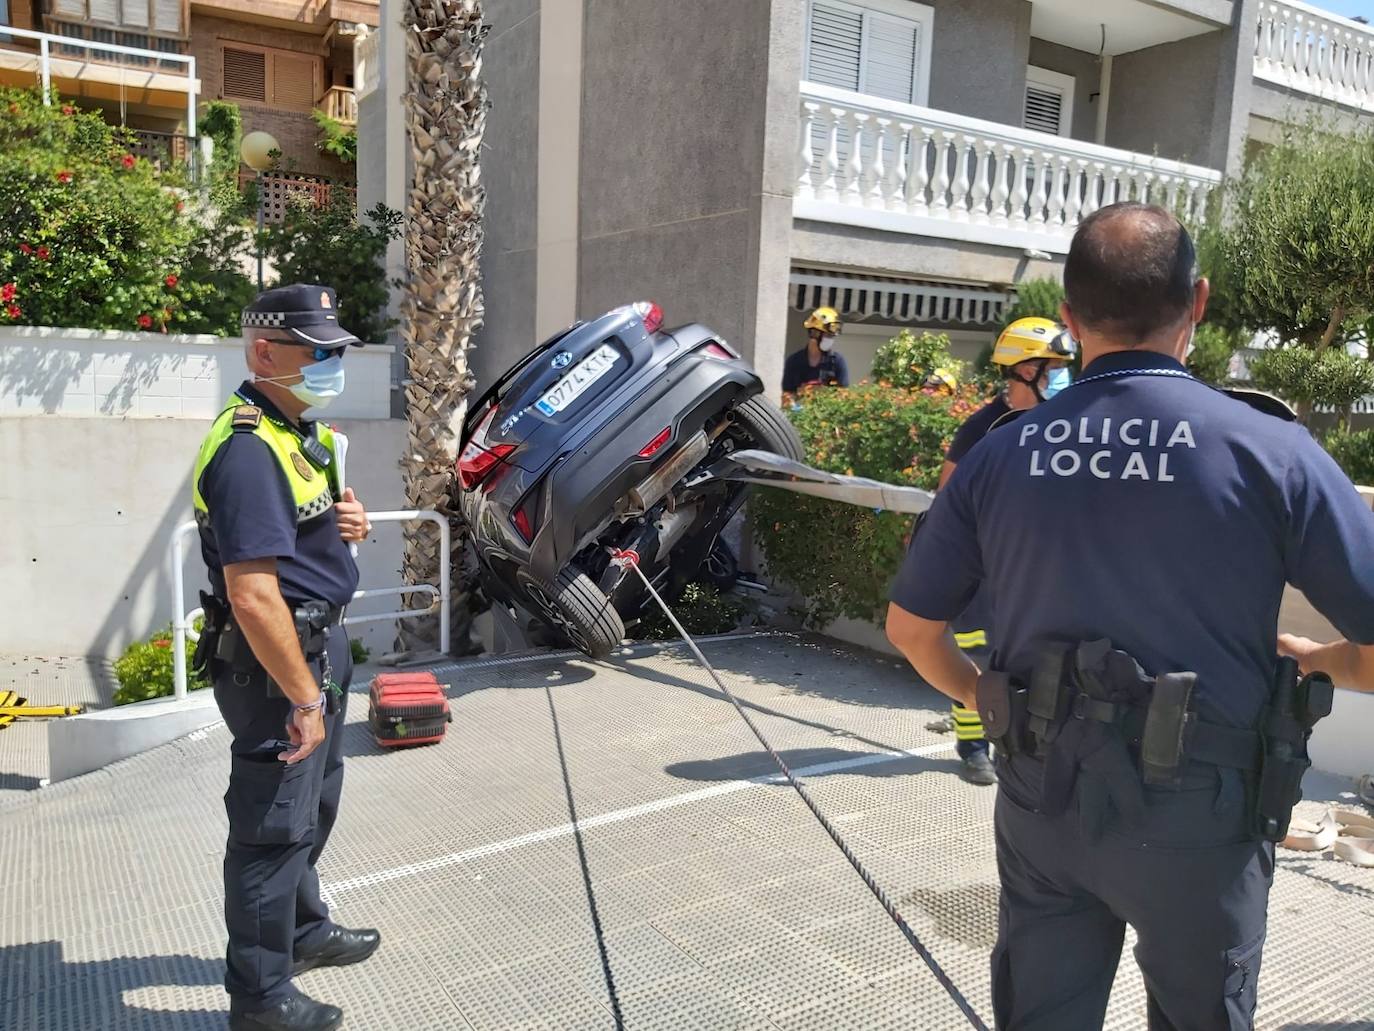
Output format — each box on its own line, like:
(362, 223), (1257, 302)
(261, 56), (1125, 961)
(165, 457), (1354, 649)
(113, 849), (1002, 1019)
(610, 548), (990, 1030)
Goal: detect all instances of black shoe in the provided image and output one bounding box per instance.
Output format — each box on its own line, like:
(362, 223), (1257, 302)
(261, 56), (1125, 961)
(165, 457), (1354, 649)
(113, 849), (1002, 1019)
(293, 926), (381, 976)
(959, 750), (997, 786)
(228, 994), (343, 1031)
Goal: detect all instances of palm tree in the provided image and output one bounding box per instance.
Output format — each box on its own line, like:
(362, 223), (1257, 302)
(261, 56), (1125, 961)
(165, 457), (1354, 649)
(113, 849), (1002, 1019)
(399, 0), (488, 655)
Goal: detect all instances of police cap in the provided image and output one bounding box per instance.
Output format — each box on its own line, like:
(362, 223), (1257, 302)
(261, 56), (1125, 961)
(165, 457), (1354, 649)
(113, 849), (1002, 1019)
(240, 283), (363, 348)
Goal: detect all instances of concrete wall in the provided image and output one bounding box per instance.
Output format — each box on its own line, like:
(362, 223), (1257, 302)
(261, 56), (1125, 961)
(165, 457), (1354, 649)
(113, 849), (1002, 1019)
(1027, 37), (1100, 143)
(0, 415), (407, 659)
(576, 0), (798, 397)
(471, 0), (542, 394)
(0, 328), (393, 420)
(926, 0), (1032, 127)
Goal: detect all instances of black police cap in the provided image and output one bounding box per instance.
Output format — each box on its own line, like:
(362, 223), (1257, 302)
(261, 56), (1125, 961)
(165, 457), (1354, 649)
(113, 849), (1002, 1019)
(240, 283), (363, 348)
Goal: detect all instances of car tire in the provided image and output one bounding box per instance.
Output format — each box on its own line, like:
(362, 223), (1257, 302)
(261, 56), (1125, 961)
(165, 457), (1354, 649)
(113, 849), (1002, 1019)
(730, 395), (805, 462)
(703, 538), (740, 591)
(516, 567), (626, 661)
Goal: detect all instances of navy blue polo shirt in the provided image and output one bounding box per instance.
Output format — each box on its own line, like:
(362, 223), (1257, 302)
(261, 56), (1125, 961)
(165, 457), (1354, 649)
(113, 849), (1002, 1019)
(198, 383), (359, 608)
(782, 348), (850, 392)
(946, 396), (1011, 464)
(891, 349), (1374, 730)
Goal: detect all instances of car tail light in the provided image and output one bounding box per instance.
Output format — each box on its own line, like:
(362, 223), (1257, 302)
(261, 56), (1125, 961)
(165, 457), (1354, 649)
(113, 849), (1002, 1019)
(512, 505), (534, 542)
(457, 406), (514, 491)
(702, 341), (737, 360)
(638, 426), (672, 459)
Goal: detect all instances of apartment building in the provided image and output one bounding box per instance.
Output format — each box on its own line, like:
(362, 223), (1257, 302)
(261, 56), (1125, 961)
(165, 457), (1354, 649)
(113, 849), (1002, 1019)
(0, 0), (378, 216)
(385, 0), (1368, 396)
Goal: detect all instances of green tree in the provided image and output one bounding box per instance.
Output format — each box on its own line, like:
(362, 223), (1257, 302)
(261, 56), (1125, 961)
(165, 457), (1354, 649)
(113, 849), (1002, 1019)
(1249, 346), (1374, 429)
(261, 198), (402, 343)
(870, 329), (963, 389)
(1004, 277), (1065, 324)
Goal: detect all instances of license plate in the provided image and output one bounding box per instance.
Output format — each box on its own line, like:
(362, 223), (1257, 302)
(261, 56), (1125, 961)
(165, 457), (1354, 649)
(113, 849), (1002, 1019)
(535, 343), (619, 416)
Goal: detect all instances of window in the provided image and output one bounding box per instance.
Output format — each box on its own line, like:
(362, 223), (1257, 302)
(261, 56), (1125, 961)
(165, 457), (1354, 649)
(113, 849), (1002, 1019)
(221, 44), (321, 112)
(1024, 65), (1074, 138)
(47, 0), (185, 35)
(805, 0), (933, 107)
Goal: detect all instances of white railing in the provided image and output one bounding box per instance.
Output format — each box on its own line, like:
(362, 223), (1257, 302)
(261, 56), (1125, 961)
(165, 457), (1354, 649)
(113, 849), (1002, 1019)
(169, 511), (451, 701)
(0, 24), (197, 159)
(1254, 0), (1374, 112)
(795, 83), (1222, 254)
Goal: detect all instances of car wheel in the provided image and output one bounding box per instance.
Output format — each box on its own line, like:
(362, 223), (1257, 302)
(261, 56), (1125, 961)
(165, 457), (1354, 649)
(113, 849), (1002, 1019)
(730, 395), (805, 461)
(703, 538), (740, 591)
(517, 567), (626, 660)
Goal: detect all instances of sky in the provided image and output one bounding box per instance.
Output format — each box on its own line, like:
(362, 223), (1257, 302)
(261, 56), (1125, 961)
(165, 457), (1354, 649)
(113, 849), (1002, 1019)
(1320, 0), (1374, 21)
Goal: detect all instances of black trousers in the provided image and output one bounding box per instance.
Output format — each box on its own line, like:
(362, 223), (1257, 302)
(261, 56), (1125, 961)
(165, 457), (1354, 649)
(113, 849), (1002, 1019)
(212, 627), (353, 1011)
(991, 755), (1273, 1030)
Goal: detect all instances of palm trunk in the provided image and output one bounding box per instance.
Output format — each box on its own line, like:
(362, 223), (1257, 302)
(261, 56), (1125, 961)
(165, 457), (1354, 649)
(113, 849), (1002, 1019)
(398, 0), (487, 655)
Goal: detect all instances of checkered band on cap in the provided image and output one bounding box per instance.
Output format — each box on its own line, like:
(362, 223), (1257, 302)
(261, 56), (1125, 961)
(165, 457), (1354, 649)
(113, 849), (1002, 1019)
(241, 311), (288, 329)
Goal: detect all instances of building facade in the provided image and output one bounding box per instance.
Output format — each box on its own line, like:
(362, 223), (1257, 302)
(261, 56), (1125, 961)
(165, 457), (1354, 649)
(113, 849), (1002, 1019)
(0, 0), (378, 215)
(422, 0), (1371, 396)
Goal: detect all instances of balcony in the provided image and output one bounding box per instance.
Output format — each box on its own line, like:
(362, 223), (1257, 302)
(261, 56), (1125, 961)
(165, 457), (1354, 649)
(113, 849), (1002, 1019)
(239, 171), (357, 222)
(1253, 0), (1374, 113)
(319, 84), (356, 125)
(795, 84), (1222, 255)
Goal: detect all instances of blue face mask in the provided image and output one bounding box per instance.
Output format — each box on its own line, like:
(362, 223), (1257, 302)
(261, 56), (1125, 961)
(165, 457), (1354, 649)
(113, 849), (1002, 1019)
(1043, 367), (1072, 399)
(286, 354), (346, 410)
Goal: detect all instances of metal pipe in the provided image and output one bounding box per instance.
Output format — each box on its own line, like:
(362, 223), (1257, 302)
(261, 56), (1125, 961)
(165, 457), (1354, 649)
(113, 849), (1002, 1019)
(168, 520), (197, 701)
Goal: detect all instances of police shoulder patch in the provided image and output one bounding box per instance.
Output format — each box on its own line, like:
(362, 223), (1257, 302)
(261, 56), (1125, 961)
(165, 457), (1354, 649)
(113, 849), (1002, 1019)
(1221, 388), (1297, 422)
(290, 452), (316, 481)
(230, 405), (263, 431)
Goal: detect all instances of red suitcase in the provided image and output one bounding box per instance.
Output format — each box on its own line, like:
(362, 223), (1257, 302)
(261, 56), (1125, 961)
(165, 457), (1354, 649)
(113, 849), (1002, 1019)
(368, 672), (451, 747)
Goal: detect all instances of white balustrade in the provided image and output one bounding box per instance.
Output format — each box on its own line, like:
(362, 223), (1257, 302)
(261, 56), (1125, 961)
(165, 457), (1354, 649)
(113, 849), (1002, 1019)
(1254, 0), (1374, 112)
(795, 83), (1222, 254)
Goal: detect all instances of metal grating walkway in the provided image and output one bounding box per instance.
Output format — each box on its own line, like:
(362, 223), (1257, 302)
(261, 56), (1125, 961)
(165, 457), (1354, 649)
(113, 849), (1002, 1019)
(0, 635), (1371, 1029)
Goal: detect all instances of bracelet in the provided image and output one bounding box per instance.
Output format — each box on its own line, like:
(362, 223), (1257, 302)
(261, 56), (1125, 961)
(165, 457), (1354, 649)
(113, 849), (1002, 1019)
(290, 693), (325, 714)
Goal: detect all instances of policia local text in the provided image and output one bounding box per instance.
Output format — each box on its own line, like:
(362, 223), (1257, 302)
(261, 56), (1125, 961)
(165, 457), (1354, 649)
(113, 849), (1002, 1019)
(1018, 416), (1196, 481)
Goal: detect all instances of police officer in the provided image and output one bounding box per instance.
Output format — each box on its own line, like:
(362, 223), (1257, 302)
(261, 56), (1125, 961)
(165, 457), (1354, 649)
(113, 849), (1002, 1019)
(886, 203), (1374, 1029)
(782, 306), (850, 401)
(936, 319), (1075, 785)
(193, 284), (380, 1031)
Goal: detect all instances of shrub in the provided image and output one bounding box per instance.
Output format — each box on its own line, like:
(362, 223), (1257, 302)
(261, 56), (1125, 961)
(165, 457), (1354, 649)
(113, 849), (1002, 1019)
(634, 583), (744, 640)
(1249, 346), (1374, 426)
(870, 330), (964, 390)
(1323, 430), (1374, 487)
(350, 638), (371, 665)
(1186, 323), (1245, 385)
(312, 109), (358, 164)
(0, 88), (201, 333)
(261, 199), (402, 343)
(113, 623), (207, 705)
(753, 383), (976, 627)
(1005, 277), (1065, 325)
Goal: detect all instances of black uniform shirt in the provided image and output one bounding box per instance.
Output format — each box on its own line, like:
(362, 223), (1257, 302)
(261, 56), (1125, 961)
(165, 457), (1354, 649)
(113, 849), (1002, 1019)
(198, 382), (360, 608)
(782, 348), (850, 392)
(891, 350), (1374, 730)
(946, 396), (1012, 464)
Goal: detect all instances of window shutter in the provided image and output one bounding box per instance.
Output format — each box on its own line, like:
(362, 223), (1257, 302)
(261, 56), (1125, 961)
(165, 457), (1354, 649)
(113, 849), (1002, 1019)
(88, 0), (119, 23)
(1024, 85), (1064, 135)
(807, 1), (862, 92)
(153, 0), (181, 34)
(271, 52), (317, 112)
(121, 0), (149, 28)
(223, 47), (266, 103)
(861, 12), (919, 103)
(51, 0), (85, 17)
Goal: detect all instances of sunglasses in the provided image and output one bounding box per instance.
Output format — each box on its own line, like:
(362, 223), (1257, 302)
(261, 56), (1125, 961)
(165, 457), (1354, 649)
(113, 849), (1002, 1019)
(265, 338), (346, 362)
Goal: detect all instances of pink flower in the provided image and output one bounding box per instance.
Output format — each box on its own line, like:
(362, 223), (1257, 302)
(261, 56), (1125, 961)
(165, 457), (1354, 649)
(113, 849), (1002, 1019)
(174, 200), (185, 213)
(121, 154), (135, 170)
(4, 304), (20, 320)
(0, 283), (14, 302)
(61, 105), (74, 116)
(164, 274), (178, 289)
(137, 313), (153, 329)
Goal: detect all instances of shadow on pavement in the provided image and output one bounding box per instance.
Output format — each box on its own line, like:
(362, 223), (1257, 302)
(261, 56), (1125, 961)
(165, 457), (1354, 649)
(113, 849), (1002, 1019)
(666, 746), (948, 783)
(0, 941), (223, 1028)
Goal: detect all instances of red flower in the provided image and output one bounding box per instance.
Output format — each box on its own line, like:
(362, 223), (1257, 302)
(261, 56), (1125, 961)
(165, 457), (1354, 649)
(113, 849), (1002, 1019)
(5, 304), (20, 320)
(36, 246), (50, 261)
(137, 314), (153, 329)
(152, 639), (170, 648)
(6, 103), (19, 116)
(174, 200), (185, 213)
(121, 154), (135, 170)
(164, 274), (179, 289)
(61, 105), (74, 116)
(18, 243), (32, 256)
(0, 283), (14, 302)
(56, 170), (72, 184)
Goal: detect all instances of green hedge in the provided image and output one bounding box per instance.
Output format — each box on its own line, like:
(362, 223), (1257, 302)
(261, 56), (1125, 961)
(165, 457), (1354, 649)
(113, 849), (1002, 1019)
(113, 623), (207, 706)
(1323, 430), (1374, 487)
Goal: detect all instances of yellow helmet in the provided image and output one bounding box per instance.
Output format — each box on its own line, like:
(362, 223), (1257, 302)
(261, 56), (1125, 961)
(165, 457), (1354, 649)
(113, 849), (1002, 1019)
(804, 306), (842, 335)
(992, 317), (1075, 367)
(925, 367), (958, 394)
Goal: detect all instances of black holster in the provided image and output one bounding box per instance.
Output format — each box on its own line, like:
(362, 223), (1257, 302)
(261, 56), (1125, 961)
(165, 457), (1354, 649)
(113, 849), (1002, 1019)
(975, 671), (1029, 757)
(1254, 659), (1334, 842)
